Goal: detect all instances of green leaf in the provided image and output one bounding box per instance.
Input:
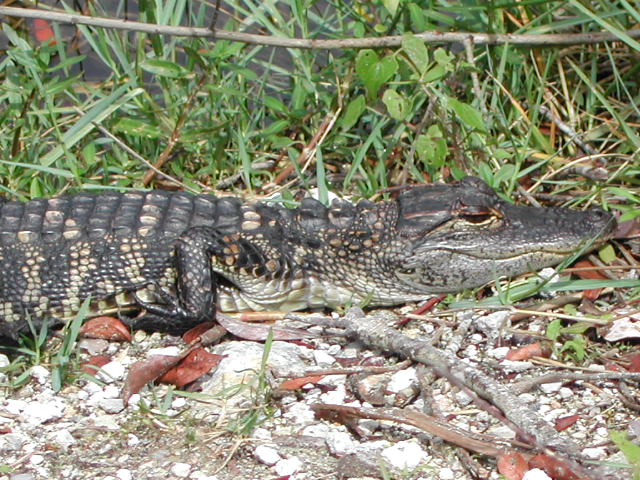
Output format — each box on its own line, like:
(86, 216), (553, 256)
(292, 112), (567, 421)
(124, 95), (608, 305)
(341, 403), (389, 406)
(407, 3), (429, 31)
(382, 89), (408, 120)
(402, 35), (429, 74)
(423, 64), (447, 83)
(114, 118), (162, 139)
(340, 95), (366, 131)
(598, 244), (617, 264)
(141, 59), (188, 78)
(546, 319), (562, 341)
(416, 125), (447, 168)
(611, 431), (640, 465)
(382, 0), (400, 16)
(40, 84), (144, 167)
(356, 50), (399, 100)
(264, 96), (288, 114)
(448, 98), (487, 133)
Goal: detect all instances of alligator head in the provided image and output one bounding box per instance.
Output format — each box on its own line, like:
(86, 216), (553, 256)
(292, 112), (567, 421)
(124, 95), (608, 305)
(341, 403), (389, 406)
(388, 176), (615, 296)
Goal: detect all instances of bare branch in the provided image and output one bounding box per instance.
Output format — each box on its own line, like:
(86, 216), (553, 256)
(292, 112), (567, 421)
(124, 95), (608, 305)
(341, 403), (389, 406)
(2, 6), (640, 49)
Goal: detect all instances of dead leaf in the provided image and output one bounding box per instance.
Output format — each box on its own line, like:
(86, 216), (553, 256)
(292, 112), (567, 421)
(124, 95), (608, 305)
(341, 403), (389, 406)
(604, 315), (640, 342)
(182, 322), (217, 344)
(80, 316), (132, 342)
(505, 342), (551, 361)
(279, 375), (326, 391)
(627, 354), (640, 372)
(216, 312), (317, 341)
(159, 348), (223, 388)
(555, 415), (580, 432)
(122, 355), (179, 403)
(80, 355), (112, 375)
(497, 452), (529, 480)
(614, 218), (640, 239)
(528, 453), (584, 480)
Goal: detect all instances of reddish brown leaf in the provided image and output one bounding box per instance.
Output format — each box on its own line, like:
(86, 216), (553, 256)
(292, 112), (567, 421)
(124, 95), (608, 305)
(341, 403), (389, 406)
(182, 322), (217, 344)
(505, 342), (551, 361)
(529, 454), (584, 480)
(279, 375), (325, 391)
(216, 312), (316, 341)
(80, 316), (132, 342)
(33, 19), (57, 45)
(614, 218), (640, 239)
(555, 414), (580, 431)
(628, 354), (640, 372)
(80, 355), (112, 375)
(497, 452), (528, 480)
(159, 348), (223, 388)
(573, 260), (608, 280)
(122, 355), (179, 403)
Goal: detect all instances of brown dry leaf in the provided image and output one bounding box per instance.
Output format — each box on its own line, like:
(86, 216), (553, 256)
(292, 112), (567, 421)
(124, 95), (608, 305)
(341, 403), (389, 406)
(496, 452), (529, 480)
(80, 316), (132, 342)
(80, 355), (112, 375)
(528, 453), (585, 480)
(121, 355), (179, 403)
(573, 260), (607, 300)
(627, 353), (640, 372)
(279, 375), (326, 391)
(614, 218), (640, 239)
(159, 348), (224, 388)
(216, 312), (317, 341)
(182, 322), (217, 344)
(505, 342), (551, 361)
(555, 414), (580, 432)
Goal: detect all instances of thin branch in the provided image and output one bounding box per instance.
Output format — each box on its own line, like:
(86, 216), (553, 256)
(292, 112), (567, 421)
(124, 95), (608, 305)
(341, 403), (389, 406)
(2, 6), (640, 49)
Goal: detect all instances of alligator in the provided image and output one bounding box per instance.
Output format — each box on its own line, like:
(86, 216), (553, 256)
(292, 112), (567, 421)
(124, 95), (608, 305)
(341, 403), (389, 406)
(0, 176), (615, 339)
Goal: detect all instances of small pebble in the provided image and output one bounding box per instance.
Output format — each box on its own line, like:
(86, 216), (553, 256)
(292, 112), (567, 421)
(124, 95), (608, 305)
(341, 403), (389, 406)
(381, 440), (428, 470)
(116, 469), (133, 480)
(171, 462), (192, 478)
(254, 445), (281, 466)
(274, 456), (302, 476)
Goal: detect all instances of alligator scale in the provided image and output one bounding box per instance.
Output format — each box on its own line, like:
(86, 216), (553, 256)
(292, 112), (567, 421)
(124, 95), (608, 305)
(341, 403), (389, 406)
(0, 177), (615, 339)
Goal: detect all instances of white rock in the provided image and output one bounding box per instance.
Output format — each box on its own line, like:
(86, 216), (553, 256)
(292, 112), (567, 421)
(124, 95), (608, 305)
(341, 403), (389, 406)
(325, 430), (356, 456)
(116, 469), (133, 480)
(127, 434), (140, 446)
(274, 456), (302, 476)
(30, 454), (45, 465)
(172, 397), (187, 409)
(518, 393), (536, 404)
(99, 398), (125, 414)
(4, 399), (27, 415)
(29, 365), (50, 384)
(92, 414), (120, 430)
(189, 472), (220, 480)
(0, 433), (28, 451)
(487, 347), (509, 360)
(523, 468), (552, 480)
(23, 400), (64, 425)
(387, 368), (417, 393)
(439, 468), (455, 479)
(254, 445), (281, 466)
(53, 430), (76, 450)
(97, 361), (126, 383)
(148, 346), (181, 356)
(103, 385), (120, 399)
(171, 462), (192, 477)
(319, 384), (347, 405)
(500, 360), (533, 372)
(283, 402), (315, 425)
(313, 349), (335, 366)
(0, 354), (9, 368)
(582, 447), (607, 459)
(381, 440), (428, 470)
(540, 382), (563, 394)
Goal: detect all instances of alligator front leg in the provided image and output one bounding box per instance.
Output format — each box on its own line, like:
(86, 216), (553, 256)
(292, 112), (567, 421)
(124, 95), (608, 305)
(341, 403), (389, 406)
(131, 226), (222, 335)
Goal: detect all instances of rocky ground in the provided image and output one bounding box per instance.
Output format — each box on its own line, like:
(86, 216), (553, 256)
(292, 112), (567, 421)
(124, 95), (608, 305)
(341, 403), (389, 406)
(0, 302), (636, 480)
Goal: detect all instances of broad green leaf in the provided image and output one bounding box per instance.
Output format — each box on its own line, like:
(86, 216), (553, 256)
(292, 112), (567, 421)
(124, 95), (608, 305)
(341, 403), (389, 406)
(423, 64), (447, 83)
(340, 95), (366, 131)
(416, 125), (447, 168)
(382, 0), (400, 16)
(382, 89), (408, 120)
(407, 3), (429, 31)
(598, 244), (617, 264)
(448, 98), (487, 133)
(356, 50), (399, 100)
(402, 35), (429, 74)
(141, 59), (188, 78)
(546, 319), (562, 341)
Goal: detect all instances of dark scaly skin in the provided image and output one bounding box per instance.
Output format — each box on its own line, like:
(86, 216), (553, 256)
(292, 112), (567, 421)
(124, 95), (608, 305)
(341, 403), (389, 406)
(0, 177), (616, 339)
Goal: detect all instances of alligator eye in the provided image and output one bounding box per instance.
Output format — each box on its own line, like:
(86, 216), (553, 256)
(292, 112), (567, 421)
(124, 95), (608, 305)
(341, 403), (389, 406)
(400, 268), (416, 275)
(460, 213), (494, 224)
